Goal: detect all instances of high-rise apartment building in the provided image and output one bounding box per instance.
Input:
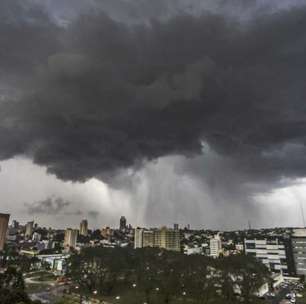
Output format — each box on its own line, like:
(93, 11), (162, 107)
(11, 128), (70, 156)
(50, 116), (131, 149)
(210, 235), (222, 258)
(25, 221), (34, 239)
(0, 213), (10, 251)
(134, 227), (180, 252)
(64, 228), (78, 249)
(244, 238), (290, 275)
(79, 219), (88, 236)
(143, 230), (154, 247)
(134, 228), (143, 249)
(120, 216), (127, 231)
(291, 229), (306, 276)
(154, 227), (181, 252)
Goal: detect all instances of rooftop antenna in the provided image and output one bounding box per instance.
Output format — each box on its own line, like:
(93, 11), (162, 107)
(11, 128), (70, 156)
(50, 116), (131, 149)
(299, 200), (306, 228)
(248, 220), (252, 230)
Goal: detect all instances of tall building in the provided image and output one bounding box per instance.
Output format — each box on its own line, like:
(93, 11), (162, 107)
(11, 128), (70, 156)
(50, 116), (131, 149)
(154, 227), (181, 252)
(210, 234), (222, 258)
(291, 229), (306, 276)
(174, 223), (179, 230)
(120, 216), (127, 231)
(79, 219), (88, 236)
(244, 238), (290, 275)
(25, 221), (34, 239)
(134, 228), (143, 249)
(143, 230), (154, 247)
(0, 213), (10, 251)
(64, 229), (78, 249)
(134, 227), (181, 252)
(12, 220), (19, 229)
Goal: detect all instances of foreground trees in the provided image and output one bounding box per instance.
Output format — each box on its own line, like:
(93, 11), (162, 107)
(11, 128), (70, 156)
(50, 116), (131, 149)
(0, 266), (41, 304)
(67, 247), (270, 303)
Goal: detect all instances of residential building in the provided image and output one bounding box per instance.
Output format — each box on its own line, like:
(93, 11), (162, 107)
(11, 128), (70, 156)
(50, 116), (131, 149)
(0, 213), (10, 251)
(25, 221), (34, 239)
(134, 228), (143, 249)
(210, 234), (222, 258)
(154, 227), (180, 252)
(134, 227), (180, 252)
(244, 238), (290, 275)
(79, 219), (88, 236)
(291, 229), (306, 276)
(64, 229), (78, 249)
(143, 230), (154, 247)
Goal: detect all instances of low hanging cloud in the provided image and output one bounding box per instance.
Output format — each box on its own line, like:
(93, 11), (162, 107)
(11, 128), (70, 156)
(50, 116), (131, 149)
(0, 0), (306, 209)
(25, 196), (71, 215)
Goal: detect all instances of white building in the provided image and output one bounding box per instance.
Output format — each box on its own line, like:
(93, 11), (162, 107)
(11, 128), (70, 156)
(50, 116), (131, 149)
(134, 228), (143, 249)
(210, 235), (222, 258)
(291, 229), (306, 276)
(244, 239), (289, 274)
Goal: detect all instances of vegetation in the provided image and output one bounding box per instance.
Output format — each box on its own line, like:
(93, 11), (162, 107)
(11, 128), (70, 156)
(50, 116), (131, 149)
(67, 247), (270, 304)
(0, 266), (41, 304)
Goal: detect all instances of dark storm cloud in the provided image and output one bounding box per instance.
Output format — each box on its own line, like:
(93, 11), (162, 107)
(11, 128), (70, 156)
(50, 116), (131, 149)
(25, 196), (71, 215)
(1, 0), (306, 190)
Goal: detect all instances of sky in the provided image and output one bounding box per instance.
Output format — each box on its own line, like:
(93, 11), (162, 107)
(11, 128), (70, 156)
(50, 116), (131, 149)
(1, 0), (306, 230)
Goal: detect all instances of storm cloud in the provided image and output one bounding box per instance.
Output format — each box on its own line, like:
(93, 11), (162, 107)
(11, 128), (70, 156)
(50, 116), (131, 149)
(1, 0), (306, 228)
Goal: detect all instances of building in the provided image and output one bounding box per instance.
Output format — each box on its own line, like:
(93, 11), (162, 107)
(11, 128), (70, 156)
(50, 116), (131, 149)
(0, 213), (10, 251)
(174, 223), (179, 230)
(101, 227), (113, 239)
(12, 220), (19, 229)
(64, 229), (78, 249)
(244, 238), (290, 275)
(154, 227), (181, 252)
(143, 230), (154, 247)
(25, 221), (34, 239)
(120, 216), (127, 231)
(134, 227), (180, 252)
(79, 219), (88, 236)
(210, 234), (222, 258)
(291, 229), (306, 276)
(134, 228), (143, 249)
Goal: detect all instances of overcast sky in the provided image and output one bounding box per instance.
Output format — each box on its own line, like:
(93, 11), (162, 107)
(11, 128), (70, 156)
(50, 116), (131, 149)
(1, 0), (306, 230)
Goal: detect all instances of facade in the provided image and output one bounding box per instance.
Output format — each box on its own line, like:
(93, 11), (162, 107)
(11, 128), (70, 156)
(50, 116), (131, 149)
(143, 230), (154, 247)
(291, 229), (306, 276)
(244, 238), (289, 275)
(120, 216), (127, 231)
(79, 219), (88, 236)
(134, 228), (143, 249)
(210, 235), (222, 258)
(25, 221), (34, 239)
(134, 227), (180, 252)
(0, 213), (10, 251)
(64, 229), (78, 249)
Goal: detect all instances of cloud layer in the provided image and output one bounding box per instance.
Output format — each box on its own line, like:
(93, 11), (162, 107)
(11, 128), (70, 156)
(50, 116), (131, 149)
(1, 0), (306, 228)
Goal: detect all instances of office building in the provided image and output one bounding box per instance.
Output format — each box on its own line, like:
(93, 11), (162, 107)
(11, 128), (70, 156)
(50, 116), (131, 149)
(291, 229), (306, 276)
(174, 223), (179, 230)
(244, 238), (290, 275)
(120, 216), (127, 231)
(0, 213), (10, 251)
(79, 219), (88, 236)
(210, 234), (222, 258)
(64, 229), (78, 249)
(25, 221), (34, 239)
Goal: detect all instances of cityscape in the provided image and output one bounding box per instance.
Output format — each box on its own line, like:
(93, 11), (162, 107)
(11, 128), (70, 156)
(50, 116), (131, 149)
(2, 0), (306, 304)
(1, 212), (306, 303)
